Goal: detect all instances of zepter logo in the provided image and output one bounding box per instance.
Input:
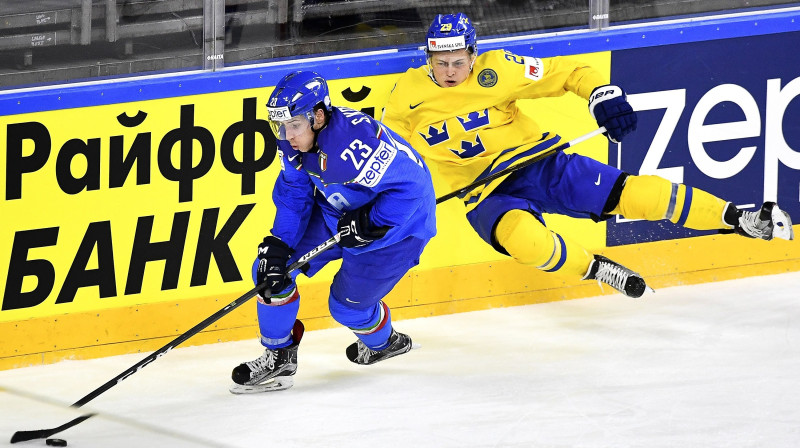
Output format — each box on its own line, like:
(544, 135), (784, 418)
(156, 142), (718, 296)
(267, 106), (292, 121)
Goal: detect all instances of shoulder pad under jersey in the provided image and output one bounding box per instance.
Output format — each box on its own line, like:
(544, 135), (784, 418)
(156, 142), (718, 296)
(312, 107), (385, 185)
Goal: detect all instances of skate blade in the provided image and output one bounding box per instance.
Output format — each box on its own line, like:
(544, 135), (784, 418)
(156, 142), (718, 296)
(229, 377), (294, 394)
(346, 340), (420, 365)
(771, 206), (795, 240)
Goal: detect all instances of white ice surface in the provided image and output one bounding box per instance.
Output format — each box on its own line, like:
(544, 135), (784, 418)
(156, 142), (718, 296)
(2, 271), (800, 448)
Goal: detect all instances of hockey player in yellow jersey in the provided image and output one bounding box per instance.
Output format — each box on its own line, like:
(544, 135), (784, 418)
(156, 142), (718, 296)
(382, 12), (794, 298)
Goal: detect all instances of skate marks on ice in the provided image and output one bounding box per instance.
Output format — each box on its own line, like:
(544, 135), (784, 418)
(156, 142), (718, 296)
(0, 384), (227, 447)
(1, 271), (800, 447)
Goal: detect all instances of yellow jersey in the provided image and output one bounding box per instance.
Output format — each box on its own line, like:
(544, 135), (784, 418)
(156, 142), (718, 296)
(382, 49), (606, 211)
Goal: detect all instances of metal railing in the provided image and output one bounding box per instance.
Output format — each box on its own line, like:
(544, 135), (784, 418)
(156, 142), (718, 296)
(0, 0), (797, 89)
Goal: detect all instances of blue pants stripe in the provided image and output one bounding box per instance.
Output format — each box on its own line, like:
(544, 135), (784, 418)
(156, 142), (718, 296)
(543, 233), (568, 273)
(676, 186), (694, 226)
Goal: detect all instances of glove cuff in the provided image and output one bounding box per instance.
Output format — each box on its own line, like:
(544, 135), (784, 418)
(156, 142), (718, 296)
(263, 235), (290, 250)
(260, 235), (294, 258)
(588, 84), (625, 119)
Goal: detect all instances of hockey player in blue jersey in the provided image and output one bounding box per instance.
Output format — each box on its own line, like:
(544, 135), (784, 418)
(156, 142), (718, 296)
(230, 71), (437, 393)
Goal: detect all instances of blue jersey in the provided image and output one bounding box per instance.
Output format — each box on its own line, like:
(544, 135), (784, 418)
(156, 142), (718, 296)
(270, 107), (437, 253)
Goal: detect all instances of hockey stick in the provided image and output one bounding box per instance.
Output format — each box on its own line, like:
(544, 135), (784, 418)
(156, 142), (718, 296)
(10, 232), (342, 444)
(436, 126), (607, 204)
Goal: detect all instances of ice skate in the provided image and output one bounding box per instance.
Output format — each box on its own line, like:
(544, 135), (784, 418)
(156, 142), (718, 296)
(229, 320), (303, 394)
(735, 202), (794, 241)
(583, 254), (650, 298)
(346, 330), (414, 365)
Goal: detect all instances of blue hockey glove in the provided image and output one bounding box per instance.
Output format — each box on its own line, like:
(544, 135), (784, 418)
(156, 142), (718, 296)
(256, 236), (294, 299)
(337, 204), (390, 248)
(588, 84), (638, 143)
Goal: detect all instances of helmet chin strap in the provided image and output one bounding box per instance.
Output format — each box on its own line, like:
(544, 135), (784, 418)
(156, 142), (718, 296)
(425, 62), (439, 86)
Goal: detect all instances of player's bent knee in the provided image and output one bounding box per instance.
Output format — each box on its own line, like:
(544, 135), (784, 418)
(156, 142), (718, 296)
(495, 210), (554, 266)
(329, 294), (389, 331)
(613, 175), (675, 221)
(495, 209), (594, 277)
(328, 294), (357, 326)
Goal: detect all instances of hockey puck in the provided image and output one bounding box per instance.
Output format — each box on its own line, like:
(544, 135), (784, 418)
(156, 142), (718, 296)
(45, 439), (67, 447)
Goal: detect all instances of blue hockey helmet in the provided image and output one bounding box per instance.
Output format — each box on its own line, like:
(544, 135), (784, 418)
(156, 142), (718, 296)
(426, 13), (477, 55)
(266, 70), (332, 140)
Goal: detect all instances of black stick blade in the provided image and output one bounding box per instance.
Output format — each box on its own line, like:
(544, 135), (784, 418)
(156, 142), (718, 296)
(10, 414), (95, 443)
